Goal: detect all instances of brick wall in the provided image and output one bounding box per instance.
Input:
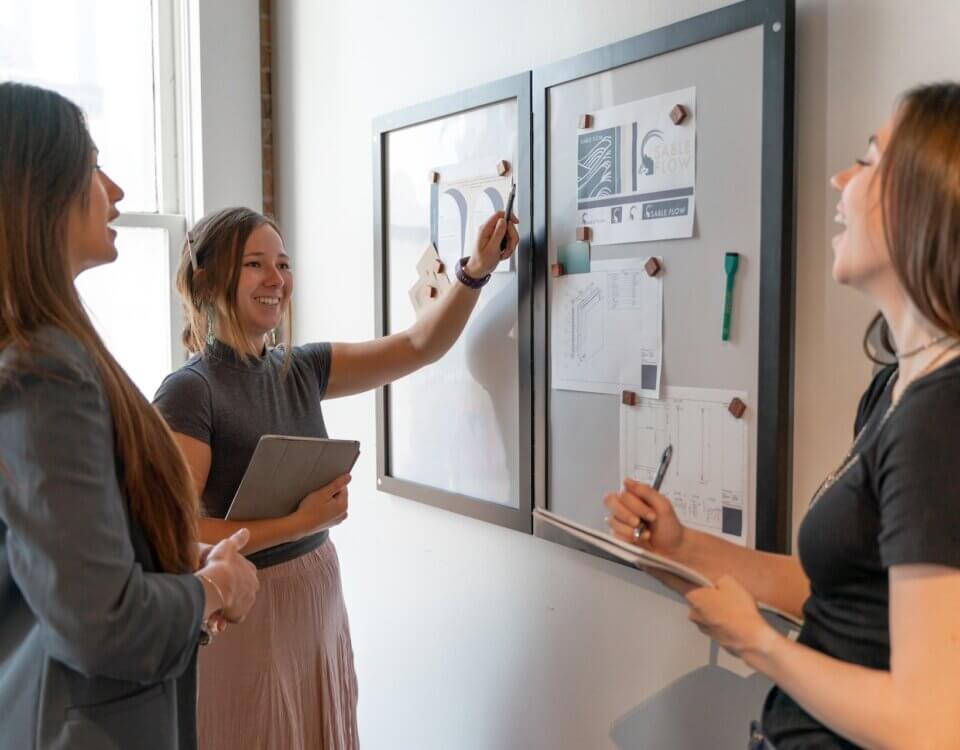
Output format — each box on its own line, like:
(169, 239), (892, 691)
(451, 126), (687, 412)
(259, 0), (274, 217)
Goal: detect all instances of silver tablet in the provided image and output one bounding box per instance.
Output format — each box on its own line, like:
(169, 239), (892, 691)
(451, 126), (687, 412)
(224, 435), (360, 521)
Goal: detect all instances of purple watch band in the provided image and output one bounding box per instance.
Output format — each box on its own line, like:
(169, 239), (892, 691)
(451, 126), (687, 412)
(455, 256), (491, 289)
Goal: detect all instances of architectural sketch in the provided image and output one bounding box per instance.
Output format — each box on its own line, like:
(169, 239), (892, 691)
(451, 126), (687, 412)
(620, 386), (749, 545)
(551, 258), (661, 397)
(571, 283), (604, 362)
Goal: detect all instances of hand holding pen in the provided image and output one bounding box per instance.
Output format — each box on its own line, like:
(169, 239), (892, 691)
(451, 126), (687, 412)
(603, 444), (686, 552)
(500, 180), (516, 257)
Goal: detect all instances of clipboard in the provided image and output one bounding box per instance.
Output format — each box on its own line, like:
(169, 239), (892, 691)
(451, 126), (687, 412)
(224, 435), (361, 521)
(533, 509), (803, 629)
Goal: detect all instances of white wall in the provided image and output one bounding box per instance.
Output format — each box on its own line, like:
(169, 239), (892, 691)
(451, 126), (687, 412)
(271, 2), (960, 748)
(194, 0), (262, 213)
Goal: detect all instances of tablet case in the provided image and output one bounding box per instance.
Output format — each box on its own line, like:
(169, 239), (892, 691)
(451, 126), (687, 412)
(224, 435), (361, 521)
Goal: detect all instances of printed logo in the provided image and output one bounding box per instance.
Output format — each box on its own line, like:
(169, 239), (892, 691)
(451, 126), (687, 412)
(639, 129), (664, 176)
(577, 127), (621, 201)
(642, 198), (689, 220)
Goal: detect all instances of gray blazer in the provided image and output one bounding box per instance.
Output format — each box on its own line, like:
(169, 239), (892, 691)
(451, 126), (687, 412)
(0, 328), (204, 750)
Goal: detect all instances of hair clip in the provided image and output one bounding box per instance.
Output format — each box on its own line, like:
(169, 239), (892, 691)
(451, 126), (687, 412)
(186, 231), (198, 272)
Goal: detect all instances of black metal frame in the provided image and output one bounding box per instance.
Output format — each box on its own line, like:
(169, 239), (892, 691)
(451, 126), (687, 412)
(532, 0), (797, 552)
(372, 73), (534, 533)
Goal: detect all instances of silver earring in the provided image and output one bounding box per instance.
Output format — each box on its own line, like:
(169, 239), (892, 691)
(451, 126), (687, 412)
(206, 310), (215, 346)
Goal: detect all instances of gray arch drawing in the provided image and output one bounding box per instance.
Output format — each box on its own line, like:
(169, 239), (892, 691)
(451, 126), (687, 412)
(483, 186), (505, 214)
(443, 188), (470, 255)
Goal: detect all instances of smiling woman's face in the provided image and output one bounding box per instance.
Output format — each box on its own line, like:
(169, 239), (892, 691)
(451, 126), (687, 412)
(66, 148), (124, 277)
(829, 117), (896, 291)
(232, 223), (293, 339)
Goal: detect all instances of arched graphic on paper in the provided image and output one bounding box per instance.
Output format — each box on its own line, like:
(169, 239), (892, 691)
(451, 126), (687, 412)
(442, 188), (469, 257)
(639, 129), (663, 177)
(483, 187), (504, 214)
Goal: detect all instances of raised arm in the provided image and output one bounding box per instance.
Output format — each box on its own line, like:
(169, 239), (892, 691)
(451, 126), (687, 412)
(325, 211), (519, 399)
(0, 348), (203, 683)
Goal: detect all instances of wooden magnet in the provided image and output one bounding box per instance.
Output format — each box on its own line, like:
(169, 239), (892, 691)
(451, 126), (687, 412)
(575, 226), (592, 242)
(669, 104), (688, 125)
(551, 263), (565, 278)
(428, 286), (438, 299)
(728, 397), (747, 419)
(622, 390), (638, 406)
(644, 257), (662, 277)
(434, 259), (445, 274)
(496, 160), (511, 177)
(579, 114), (594, 129)
(429, 170), (440, 183)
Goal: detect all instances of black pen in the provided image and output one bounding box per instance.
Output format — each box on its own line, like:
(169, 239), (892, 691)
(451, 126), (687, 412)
(500, 180), (516, 256)
(633, 444), (673, 540)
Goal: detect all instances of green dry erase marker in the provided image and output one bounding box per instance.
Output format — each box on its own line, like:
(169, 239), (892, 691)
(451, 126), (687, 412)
(722, 252), (740, 341)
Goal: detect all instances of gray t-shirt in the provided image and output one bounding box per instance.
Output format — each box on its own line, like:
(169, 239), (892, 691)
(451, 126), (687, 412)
(154, 339), (333, 569)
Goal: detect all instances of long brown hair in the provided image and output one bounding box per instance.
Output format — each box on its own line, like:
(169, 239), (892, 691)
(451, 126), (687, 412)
(864, 82), (960, 362)
(0, 82), (198, 573)
(176, 207), (292, 358)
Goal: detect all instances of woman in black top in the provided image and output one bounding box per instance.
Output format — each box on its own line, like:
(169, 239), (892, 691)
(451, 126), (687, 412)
(604, 82), (960, 749)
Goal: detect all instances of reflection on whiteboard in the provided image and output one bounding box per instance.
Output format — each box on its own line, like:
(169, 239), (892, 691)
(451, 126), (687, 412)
(620, 386), (748, 545)
(551, 258), (661, 397)
(577, 87), (696, 245)
(384, 95), (520, 508)
(432, 157), (514, 274)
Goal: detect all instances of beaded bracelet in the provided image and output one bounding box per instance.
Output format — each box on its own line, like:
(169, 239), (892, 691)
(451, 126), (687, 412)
(455, 257), (491, 289)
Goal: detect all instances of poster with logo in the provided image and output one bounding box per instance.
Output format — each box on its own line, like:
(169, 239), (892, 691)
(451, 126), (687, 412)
(576, 87), (696, 245)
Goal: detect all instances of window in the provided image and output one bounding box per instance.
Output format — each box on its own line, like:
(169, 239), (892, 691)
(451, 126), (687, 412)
(0, 0), (193, 399)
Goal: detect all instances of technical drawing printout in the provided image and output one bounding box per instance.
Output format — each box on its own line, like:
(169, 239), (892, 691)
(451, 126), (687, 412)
(620, 386), (749, 545)
(551, 258), (662, 397)
(576, 87), (696, 246)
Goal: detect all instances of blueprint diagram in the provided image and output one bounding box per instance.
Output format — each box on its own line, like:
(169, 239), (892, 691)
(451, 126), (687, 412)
(551, 258), (661, 397)
(620, 386), (749, 545)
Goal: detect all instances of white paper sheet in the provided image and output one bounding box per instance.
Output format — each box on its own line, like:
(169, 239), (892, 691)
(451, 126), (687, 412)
(433, 157), (514, 274)
(577, 87), (696, 245)
(620, 386), (748, 545)
(551, 258), (662, 397)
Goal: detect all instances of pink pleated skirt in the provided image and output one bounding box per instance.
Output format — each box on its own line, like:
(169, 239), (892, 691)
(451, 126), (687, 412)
(197, 541), (359, 750)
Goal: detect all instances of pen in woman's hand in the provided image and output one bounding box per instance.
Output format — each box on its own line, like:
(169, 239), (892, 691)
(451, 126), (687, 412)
(633, 444), (673, 541)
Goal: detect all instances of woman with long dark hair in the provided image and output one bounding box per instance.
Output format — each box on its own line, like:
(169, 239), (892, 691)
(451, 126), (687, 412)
(0, 82), (259, 749)
(605, 82), (960, 749)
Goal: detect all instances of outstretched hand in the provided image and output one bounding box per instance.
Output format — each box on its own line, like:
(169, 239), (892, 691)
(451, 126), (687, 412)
(465, 211), (519, 278)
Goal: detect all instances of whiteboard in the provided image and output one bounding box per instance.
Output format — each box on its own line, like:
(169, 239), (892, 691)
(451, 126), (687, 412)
(374, 75), (533, 531)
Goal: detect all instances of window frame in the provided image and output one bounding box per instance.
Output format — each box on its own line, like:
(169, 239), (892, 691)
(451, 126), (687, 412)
(108, 0), (201, 370)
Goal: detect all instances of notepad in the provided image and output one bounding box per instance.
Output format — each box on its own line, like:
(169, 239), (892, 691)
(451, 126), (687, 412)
(533, 508), (802, 629)
(224, 435), (360, 521)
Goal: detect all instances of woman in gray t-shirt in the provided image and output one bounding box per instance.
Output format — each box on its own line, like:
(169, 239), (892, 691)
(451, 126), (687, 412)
(154, 205), (517, 750)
